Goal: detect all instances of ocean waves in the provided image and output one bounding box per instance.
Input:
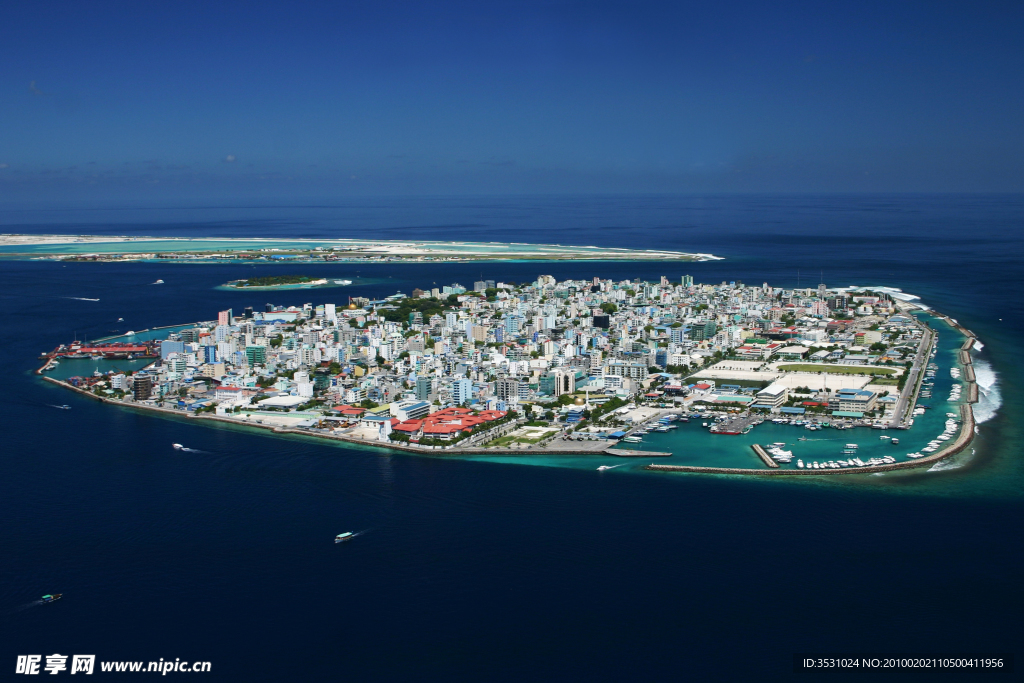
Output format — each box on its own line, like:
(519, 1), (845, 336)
(972, 358), (1001, 425)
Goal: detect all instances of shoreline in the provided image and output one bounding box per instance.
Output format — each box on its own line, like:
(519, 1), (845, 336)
(0, 234), (721, 262)
(37, 303), (982, 478)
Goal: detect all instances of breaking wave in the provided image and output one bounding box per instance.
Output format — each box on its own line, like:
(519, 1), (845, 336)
(972, 359), (1001, 425)
(929, 448), (974, 472)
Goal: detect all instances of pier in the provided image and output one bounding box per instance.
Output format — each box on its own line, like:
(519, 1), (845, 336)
(604, 449), (672, 458)
(751, 444), (780, 468)
(710, 414), (761, 435)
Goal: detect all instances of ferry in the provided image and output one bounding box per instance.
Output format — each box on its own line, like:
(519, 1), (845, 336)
(41, 594), (62, 603)
(335, 532), (354, 543)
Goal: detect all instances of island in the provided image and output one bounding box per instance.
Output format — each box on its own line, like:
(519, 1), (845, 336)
(38, 274), (980, 476)
(0, 235), (721, 263)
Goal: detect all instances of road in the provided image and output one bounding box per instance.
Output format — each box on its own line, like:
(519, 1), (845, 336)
(888, 324), (934, 428)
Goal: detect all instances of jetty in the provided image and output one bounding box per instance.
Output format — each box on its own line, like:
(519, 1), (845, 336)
(751, 444), (779, 468)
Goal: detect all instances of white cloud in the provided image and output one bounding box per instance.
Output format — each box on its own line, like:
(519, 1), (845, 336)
(224, 155), (236, 162)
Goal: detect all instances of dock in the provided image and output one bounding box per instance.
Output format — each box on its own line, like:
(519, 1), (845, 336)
(751, 444), (779, 468)
(605, 448), (672, 458)
(710, 414), (760, 435)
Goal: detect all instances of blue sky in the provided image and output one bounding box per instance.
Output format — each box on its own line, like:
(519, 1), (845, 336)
(2, 1), (1022, 199)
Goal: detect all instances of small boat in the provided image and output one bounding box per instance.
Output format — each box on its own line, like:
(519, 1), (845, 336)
(117, 317), (124, 322)
(41, 594), (62, 603)
(891, 438), (899, 445)
(845, 444), (858, 449)
(335, 532), (354, 543)
(153, 279), (165, 284)
(172, 443), (184, 450)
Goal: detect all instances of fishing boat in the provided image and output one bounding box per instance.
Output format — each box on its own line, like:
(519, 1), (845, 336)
(335, 532), (354, 543)
(41, 594), (62, 603)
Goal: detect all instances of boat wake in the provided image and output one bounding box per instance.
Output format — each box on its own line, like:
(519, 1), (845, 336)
(6, 600), (43, 615)
(64, 297), (100, 302)
(972, 359), (1001, 425)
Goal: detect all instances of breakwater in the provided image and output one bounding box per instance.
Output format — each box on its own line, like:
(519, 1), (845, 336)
(751, 444), (779, 468)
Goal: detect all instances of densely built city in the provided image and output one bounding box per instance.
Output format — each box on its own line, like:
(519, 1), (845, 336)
(41, 274), (977, 473)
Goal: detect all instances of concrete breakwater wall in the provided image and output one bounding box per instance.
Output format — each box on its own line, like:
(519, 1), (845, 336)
(751, 444), (780, 468)
(645, 403), (975, 476)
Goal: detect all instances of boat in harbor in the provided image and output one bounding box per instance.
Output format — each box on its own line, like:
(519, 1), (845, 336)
(335, 532), (354, 543)
(891, 438), (899, 445)
(41, 594), (62, 603)
(845, 443), (858, 449)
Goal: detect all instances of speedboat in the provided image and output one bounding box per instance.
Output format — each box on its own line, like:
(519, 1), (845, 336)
(335, 532), (354, 543)
(597, 464), (624, 471)
(41, 594), (62, 603)
(153, 279), (164, 284)
(172, 443), (184, 450)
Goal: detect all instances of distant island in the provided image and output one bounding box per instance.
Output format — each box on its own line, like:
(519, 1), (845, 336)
(226, 275), (333, 288)
(0, 234), (721, 263)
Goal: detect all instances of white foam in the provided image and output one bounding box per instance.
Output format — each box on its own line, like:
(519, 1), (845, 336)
(972, 359), (1001, 424)
(834, 286), (922, 302)
(928, 447), (974, 472)
(973, 340), (984, 351)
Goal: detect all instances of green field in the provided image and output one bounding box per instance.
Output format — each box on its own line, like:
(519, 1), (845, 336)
(778, 364), (897, 375)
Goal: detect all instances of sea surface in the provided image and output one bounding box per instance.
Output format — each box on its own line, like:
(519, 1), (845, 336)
(0, 194), (1020, 680)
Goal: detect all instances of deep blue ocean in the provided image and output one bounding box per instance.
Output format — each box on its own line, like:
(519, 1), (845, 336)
(1, 194), (1020, 681)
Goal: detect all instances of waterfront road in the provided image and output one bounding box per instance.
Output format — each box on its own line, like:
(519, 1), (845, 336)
(888, 324), (934, 428)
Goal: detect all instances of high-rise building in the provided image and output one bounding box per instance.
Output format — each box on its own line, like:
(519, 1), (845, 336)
(495, 378), (520, 401)
(160, 340), (185, 359)
(132, 374), (153, 401)
(682, 275), (693, 287)
(452, 378), (473, 405)
(415, 376), (434, 401)
(218, 310), (230, 326)
(245, 345), (266, 365)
